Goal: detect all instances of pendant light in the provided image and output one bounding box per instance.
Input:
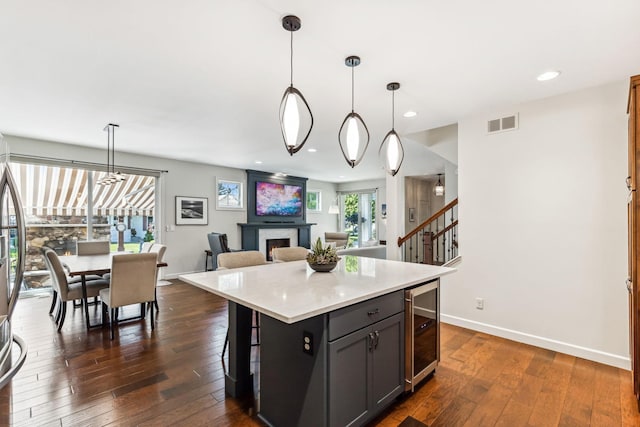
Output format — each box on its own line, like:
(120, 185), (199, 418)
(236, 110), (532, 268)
(98, 123), (125, 186)
(338, 56), (369, 168)
(279, 15), (313, 156)
(434, 174), (444, 196)
(378, 82), (405, 176)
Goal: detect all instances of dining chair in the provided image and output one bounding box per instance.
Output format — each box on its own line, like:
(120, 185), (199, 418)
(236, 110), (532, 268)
(99, 252), (158, 340)
(272, 246), (309, 263)
(207, 232), (241, 271)
(44, 248), (110, 331)
(140, 241), (153, 253)
(324, 232), (349, 249)
(148, 243), (167, 310)
(217, 250), (266, 358)
(76, 240), (110, 255)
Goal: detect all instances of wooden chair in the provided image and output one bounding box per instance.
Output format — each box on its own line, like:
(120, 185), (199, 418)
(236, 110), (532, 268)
(44, 248), (109, 331)
(148, 243), (167, 310)
(272, 246), (309, 262)
(217, 250), (266, 358)
(76, 240), (110, 255)
(99, 253), (158, 340)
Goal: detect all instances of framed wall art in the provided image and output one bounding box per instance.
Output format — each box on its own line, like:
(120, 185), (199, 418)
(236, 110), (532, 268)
(216, 178), (244, 210)
(176, 196), (208, 225)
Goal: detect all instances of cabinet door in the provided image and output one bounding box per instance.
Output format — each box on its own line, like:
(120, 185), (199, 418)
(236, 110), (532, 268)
(371, 313), (404, 410)
(329, 327), (371, 427)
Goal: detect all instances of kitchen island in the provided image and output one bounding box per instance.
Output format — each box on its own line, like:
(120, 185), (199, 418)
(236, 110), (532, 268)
(180, 256), (454, 426)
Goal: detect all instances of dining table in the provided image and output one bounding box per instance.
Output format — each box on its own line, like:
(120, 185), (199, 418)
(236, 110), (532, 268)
(59, 253), (168, 330)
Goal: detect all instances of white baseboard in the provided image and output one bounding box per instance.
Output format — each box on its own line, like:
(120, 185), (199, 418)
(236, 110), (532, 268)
(441, 314), (630, 370)
(165, 270), (202, 280)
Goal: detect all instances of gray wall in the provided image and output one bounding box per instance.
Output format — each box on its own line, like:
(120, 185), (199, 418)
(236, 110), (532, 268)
(5, 135), (338, 277)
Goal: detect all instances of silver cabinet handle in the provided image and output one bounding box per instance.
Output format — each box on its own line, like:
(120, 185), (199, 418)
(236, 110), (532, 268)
(627, 278), (633, 293)
(374, 331), (380, 349)
(627, 176), (632, 191)
(368, 332), (375, 352)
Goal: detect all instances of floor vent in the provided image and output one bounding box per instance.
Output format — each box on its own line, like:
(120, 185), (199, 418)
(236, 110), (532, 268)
(487, 113), (518, 134)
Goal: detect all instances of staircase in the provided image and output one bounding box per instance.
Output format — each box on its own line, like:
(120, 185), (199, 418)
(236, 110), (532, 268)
(397, 198), (458, 265)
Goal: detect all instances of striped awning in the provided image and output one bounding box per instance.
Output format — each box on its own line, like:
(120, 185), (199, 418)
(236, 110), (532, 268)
(10, 163), (155, 217)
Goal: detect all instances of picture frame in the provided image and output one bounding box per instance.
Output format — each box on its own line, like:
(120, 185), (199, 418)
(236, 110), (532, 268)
(306, 189), (321, 213)
(409, 207), (415, 222)
(176, 196), (208, 225)
(216, 178), (244, 210)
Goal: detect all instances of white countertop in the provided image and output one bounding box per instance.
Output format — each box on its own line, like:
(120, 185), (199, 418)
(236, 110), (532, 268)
(179, 256), (455, 324)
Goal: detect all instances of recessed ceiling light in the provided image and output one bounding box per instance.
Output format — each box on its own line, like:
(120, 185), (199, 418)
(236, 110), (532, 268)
(403, 111), (417, 118)
(537, 70), (561, 81)
(307, 148), (317, 153)
(255, 160), (263, 164)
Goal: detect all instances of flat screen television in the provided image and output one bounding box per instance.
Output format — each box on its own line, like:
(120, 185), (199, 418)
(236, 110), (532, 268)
(256, 181), (303, 217)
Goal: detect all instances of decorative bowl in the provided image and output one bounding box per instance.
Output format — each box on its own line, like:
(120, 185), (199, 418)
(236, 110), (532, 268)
(308, 261), (338, 272)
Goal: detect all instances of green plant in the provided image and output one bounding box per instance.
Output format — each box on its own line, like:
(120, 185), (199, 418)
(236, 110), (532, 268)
(306, 237), (339, 265)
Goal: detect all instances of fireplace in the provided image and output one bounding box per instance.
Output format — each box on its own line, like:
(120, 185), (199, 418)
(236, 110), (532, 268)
(266, 238), (290, 261)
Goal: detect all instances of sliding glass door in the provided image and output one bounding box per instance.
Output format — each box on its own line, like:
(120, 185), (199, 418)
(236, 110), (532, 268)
(339, 190), (376, 248)
(9, 161), (157, 292)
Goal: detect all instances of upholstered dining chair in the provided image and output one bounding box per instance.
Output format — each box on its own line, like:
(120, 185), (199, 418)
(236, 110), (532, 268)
(76, 240), (110, 255)
(217, 250), (267, 358)
(100, 252), (158, 340)
(140, 241), (154, 253)
(148, 243), (167, 310)
(272, 246), (309, 263)
(44, 248), (109, 331)
(324, 232), (349, 249)
(207, 232), (240, 271)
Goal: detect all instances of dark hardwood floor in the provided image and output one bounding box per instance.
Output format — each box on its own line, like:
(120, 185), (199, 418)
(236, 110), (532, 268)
(1, 280), (639, 426)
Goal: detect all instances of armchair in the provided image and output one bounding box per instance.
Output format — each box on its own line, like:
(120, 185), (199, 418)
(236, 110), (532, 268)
(207, 232), (239, 271)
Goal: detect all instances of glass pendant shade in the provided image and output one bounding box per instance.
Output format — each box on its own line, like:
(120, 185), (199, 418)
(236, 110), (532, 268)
(338, 55), (369, 168)
(280, 85), (313, 155)
(279, 15), (313, 156)
(379, 82), (405, 177)
(379, 129), (404, 176)
(434, 174), (444, 196)
(339, 112), (369, 167)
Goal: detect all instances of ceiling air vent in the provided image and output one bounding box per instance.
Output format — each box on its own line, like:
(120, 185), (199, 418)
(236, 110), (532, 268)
(487, 113), (519, 134)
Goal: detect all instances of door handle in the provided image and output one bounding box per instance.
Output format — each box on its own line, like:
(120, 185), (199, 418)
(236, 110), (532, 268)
(373, 331), (380, 349)
(627, 278), (633, 293)
(368, 332), (375, 352)
(627, 176), (632, 191)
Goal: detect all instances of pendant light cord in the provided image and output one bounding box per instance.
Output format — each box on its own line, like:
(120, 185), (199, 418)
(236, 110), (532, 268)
(391, 89), (395, 130)
(289, 30), (293, 87)
(351, 65), (355, 112)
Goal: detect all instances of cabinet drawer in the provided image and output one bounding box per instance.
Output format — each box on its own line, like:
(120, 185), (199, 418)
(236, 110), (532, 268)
(329, 290), (403, 341)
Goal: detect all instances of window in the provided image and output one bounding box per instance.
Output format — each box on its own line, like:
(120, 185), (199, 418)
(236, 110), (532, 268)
(10, 162), (158, 292)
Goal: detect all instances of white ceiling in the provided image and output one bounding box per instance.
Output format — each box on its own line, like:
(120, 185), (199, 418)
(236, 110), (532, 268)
(1, 0), (639, 183)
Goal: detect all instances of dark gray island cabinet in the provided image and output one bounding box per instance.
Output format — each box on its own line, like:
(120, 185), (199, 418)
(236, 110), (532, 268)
(179, 257), (455, 427)
(260, 291), (404, 427)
